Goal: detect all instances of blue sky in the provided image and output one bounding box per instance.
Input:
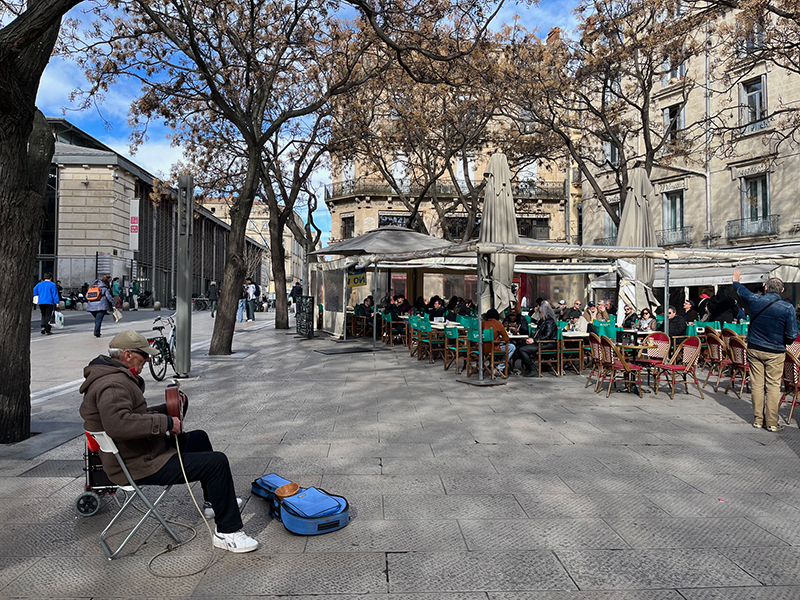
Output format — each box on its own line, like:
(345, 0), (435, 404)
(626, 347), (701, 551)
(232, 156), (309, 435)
(40, 0), (577, 245)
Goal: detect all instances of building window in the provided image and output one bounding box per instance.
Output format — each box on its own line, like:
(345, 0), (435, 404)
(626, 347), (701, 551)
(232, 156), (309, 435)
(341, 158), (355, 182)
(663, 190), (685, 230)
(604, 76), (622, 106)
(740, 76), (768, 133)
(603, 140), (620, 168)
(517, 217), (549, 240)
(604, 198), (619, 241)
(444, 214), (480, 240)
(741, 173), (769, 221)
(661, 58), (685, 87)
(378, 212), (421, 230)
(341, 214), (355, 239)
(455, 153), (475, 183)
(663, 104), (684, 143)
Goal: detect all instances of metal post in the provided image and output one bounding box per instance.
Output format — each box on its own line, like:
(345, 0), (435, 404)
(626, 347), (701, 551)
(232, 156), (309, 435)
(663, 260), (670, 337)
(175, 175), (193, 377)
(477, 253), (484, 382)
(342, 268), (347, 341)
(373, 263), (378, 347)
(151, 203), (157, 300)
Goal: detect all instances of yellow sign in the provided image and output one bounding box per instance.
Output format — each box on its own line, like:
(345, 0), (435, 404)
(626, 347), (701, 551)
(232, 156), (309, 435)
(347, 269), (367, 287)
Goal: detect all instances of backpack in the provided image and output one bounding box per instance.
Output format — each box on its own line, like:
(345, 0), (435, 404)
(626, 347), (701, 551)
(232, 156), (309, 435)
(251, 473), (349, 535)
(253, 283), (260, 298)
(86, 285), (102, 302)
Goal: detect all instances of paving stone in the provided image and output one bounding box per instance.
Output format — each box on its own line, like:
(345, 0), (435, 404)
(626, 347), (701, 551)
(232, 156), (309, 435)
(0, 557), (41, 590)
(678, 586), (800, 600)
(0, 476), (75, 498)
(192, 553), (386, 595)
(320, 474), (445, 494)
(328, 442), (433, 458)
(556, 549), (759, 589)
(441, 474), (574, 496)
(266, 457), (381, 475)
(306, 519), (465, 552)
(221, 443), (330, 459)
(489, 591), (684, 600)
(384, 494), (527, 520)
(718, 547), (800, 585)
(559, 474), (699, 496)
(388, 551), (577, 592)
(645, 492), (800, 518)
(460, 518), (628, 551)
(0, 556), (202, 596)
(604, 516), (787, 549)
(515, 494), (668, 519)
(382, 456), (498, 474)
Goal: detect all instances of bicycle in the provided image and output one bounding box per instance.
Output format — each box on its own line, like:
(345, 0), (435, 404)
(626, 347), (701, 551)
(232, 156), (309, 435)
(193, 296), (209, 311)
(147, 315), (177, 381)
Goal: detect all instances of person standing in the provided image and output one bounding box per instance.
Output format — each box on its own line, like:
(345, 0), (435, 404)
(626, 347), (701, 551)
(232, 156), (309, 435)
(237, 284), (246, 323)
(86, 275), (115, 337)
(33, 273), (60, 335)
(290, 281), (303, 314)
(245, 277), (256, 322)
(131, 278), (140, 311)
(111, 277), (122, 309)
(208, 281), (219, 317)
(733, 269), (798, 432)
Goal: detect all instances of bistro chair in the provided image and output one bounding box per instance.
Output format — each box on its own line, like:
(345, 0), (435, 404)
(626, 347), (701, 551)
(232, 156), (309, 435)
(654, 336), (705, 400)
(417, 320), (444, 363)
(633, 332), (671, 386)
(443, 326), (469, 374)
(560, 330), (584, 376)
(721, 327), (738, 355)
(703, 332), (733, 391)
(346, 310), (357, 337)
(594, 335), (616, 393)
(383, 313), (406, 347)
(598, 335), (644, 398)
(786, 334), (800, 358)
(780, 352), (800, 424)
(724, 335), (750, 399)
(466, 328), (496, 378)
(407, 316), (420, 355)
(584, 332), (603, 389)
(537, 331), (561, 377)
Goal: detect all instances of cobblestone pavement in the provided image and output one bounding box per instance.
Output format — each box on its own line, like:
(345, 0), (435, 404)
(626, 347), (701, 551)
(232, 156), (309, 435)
(3, 319), (800, 598)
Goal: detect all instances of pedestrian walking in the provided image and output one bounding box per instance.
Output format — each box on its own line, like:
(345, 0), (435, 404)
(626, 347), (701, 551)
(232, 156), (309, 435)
(290, 281), (302, 315)
(733, 269), (798, 431)
(86, 275), (115, 337)
(33, 272), (60, 335)
(131, 278), (140, 311)
(245, 277), (256, 322)
(208, 281), (219, 317)
(237, 283), (247, 323)
(111, 277), (122, 309)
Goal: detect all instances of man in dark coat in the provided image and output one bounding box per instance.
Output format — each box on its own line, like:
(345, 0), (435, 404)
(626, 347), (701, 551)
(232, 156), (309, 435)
(667, 305), (686, 338)
(79, 331), (258, 553)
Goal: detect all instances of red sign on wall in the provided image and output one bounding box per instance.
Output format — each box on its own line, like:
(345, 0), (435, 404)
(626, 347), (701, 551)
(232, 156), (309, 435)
(130, 225), (139, 233)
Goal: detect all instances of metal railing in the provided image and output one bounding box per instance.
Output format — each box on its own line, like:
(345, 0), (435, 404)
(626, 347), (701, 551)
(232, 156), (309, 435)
(657, 226), (693, 247)
(324, 178), (565, 201)
(592, 236), (618, 246)
(570, 235), (583, 246)
(726, 214), (779, 239)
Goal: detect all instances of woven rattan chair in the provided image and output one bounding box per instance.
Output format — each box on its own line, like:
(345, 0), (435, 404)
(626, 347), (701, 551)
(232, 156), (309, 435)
(654, 336), (705, 399)
(786, 334), (800, 358)
(781, 352), (800, 424)
(584, 332), (603, 389)
(599, 335), (644, 398)
(703, 332), (733, 391)
(633, 332), (671, 386)
(724, 335), (750, 398)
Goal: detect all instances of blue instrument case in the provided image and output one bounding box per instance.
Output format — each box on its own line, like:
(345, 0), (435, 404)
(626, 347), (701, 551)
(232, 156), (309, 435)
(251, 473), (350, 536)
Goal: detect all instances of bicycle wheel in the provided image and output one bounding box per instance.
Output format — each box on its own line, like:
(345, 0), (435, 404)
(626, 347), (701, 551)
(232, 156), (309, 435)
(149, 346), (168, 381)
(168, 336), (177, 371)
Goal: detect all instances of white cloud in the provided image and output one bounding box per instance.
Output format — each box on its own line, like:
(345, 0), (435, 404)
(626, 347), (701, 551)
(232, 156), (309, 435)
(98, 135), (185, 180)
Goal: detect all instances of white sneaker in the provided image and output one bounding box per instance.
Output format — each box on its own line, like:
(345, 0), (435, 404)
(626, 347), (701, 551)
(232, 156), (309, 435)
(213, 527), (259, 553)
(204, 497), (244, 519)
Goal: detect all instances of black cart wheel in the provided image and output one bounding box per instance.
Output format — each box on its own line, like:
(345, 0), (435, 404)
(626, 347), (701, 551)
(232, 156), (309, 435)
(75, 491), (101, 517)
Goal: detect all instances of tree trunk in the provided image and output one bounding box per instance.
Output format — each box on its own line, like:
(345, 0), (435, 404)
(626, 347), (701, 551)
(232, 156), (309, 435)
(208, 158), (258, 355)
(0, 0), (63, 442)
(270, 217), (289, 330)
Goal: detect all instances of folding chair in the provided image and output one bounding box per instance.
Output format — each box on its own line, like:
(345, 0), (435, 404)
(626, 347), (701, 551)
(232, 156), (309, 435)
(443, 326), (468, 374)
(87, 431), (181, 560)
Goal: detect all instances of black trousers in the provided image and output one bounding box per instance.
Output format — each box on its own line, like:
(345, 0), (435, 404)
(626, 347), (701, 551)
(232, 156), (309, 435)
(136, 430), (243, 533)
(39, 304), (55, 333)
(517, 342), (556, 372)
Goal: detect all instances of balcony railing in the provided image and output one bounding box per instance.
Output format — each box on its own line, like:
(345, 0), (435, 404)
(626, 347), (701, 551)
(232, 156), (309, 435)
(726, 214), (780, 239)
(657, 226), (693, 247)
(325, 178), (565, 201)
(570, 235), (583, 246)
(592, 236), (618, 246)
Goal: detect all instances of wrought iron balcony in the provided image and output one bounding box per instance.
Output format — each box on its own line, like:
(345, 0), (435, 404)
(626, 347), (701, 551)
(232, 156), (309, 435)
(592, 236), (618, 246)
(570, 235), (583, 246)
(726, 215), (780, 239)
(325, 178), (565, 201)
(657, 226), (693, 247)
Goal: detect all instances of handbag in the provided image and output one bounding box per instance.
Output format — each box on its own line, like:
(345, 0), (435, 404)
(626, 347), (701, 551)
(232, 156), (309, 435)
(33, 295), (39, 305)
(112, 308), (123, 322)
(53, 311), (65, 329)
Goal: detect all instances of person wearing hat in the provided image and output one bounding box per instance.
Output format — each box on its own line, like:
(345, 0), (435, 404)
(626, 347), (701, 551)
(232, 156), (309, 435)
(555, 299), (569, 320)
(79, 331), (258, 554)
(566, 309), (589, 333)
(683, 299), (698, 323)
(583, 301), (600, 323)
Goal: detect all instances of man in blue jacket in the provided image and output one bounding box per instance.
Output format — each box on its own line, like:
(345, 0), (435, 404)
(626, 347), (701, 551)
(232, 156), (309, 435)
(33, 273), (60, 335)
(733, 269), (799, 432)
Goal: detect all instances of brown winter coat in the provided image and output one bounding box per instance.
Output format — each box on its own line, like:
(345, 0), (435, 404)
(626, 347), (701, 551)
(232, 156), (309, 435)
(79, 356), (173, 485)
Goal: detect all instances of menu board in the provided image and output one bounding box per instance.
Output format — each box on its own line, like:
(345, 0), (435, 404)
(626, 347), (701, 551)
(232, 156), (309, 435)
(296, 295), (314, 339)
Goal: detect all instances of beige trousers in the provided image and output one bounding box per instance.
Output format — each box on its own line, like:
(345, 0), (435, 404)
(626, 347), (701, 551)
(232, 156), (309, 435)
(748, 348), (785, 427)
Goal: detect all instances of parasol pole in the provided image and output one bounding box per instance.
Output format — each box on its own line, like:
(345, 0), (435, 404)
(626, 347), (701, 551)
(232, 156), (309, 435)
(343, 268), (347, 341)
(477, 252), (484, 382)
(663, 260), (670, 337)
(373, 262), (378, 347)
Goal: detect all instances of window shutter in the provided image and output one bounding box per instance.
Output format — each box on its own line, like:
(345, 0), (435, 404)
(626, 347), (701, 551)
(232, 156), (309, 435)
(738, 83), (746, 128)
(603, 140), (611, 164)
(679, 106), (685, 131)
(760, 73), (768, 121)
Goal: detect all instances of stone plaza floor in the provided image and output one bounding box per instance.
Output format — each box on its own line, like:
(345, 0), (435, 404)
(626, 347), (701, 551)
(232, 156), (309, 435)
(3, 317), (800, 598)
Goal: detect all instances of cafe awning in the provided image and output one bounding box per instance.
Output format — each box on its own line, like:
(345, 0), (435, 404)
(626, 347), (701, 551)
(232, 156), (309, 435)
(589, 263), (800, 289)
